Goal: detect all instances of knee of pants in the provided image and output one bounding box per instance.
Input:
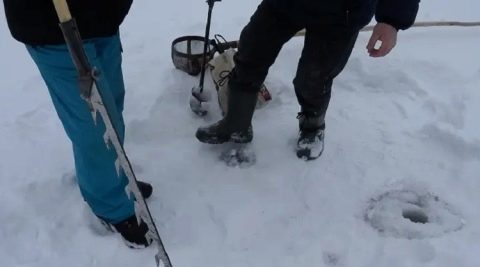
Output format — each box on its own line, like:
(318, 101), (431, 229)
(294, 74), (333, 95)
(46, 80), (126, 150)
(228, 68), (266, 93)
(63, 116), (114, 152)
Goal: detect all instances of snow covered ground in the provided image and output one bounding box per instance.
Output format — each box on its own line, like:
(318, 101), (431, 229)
(1, 0), (479, 267)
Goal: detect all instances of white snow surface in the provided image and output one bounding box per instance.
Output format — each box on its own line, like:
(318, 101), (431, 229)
(1, 1), (480, 267)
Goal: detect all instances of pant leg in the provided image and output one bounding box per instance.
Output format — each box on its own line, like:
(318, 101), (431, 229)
(293, 26), (359, 118)
(229, 0), (304, 93)
(92, 33), (126, 116)
(26, 34), (134, 224)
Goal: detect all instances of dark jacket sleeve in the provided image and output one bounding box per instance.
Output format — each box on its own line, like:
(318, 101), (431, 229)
(375, 0), (420, 30)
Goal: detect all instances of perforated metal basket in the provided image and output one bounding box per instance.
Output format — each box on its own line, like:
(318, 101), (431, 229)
(171, 36), (215, 76)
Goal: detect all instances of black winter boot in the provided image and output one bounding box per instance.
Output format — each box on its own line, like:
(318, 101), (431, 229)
(296, 111), (325, 161)
(98, 213), (153, 249)
(136, 181), (153, 199)
(112, 215), (153, 249)
(196, 89), (257, 144)
(96, 181), (153, 248)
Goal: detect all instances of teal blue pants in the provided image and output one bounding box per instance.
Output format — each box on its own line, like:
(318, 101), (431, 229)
(27, 34), (134, 223)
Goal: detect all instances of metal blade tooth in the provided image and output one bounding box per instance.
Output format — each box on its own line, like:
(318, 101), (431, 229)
(157, 254), (170, 267)
(90, 108), (99, 124)
(90, 97), (101, 124)
(124, 184), (130, 198)
(115, 158), (121, 177)
(155, 254), (161, 267)
(125, 181), (135, 200)
(147, 229), (158, 243)
(134, 201), (144, 225)
(103, 131), (111, 149)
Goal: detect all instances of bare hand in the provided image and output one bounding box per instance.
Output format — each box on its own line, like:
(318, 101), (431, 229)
(366, 23), (398, 57)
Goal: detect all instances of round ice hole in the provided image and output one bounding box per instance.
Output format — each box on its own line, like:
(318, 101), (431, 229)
(402, 209), (429, 224)
(365, 189), (464, 239)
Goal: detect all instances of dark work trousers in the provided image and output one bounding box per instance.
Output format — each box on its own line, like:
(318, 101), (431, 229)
(229, 1), (359, 120)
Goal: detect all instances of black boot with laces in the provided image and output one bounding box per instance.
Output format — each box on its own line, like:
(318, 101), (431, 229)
(296, 111), (325, 161)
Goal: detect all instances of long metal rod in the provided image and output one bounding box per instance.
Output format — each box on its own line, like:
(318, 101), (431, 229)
(89, 83), (172, 267)
(198, 1), (215, 93)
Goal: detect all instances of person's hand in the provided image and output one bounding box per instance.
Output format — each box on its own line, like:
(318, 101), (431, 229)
(366, 23), (398, 57)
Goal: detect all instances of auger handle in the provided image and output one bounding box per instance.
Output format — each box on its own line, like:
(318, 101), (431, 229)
(51, 0), (94, 99)
(52, 0), (72, 23)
